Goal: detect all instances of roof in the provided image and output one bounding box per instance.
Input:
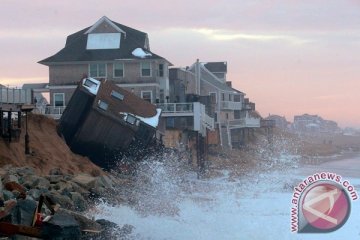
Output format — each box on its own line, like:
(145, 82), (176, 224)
(39, 16), (169, 65)
(203, 62), (227, 73)
(87, 80), (157, 118)
(22, 83), (48, 90)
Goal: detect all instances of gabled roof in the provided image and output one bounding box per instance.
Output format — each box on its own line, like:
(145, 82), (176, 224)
(39, 17), (169, 65)
(84, 16), (126, 35)
(203, 62), (227, 73)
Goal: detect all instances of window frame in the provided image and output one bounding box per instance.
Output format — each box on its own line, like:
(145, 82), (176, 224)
(113, 62), (124, 78)
(140, 62), (152, 77)
(53, 93), (65, 107)
(89, 63), (107, 78)
(158, 63), (164, 77)
(209, 92), (217, 103)
(141, 90), (153, 103)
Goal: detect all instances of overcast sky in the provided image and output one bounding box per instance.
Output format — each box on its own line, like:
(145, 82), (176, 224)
(1, 0), (359, 127)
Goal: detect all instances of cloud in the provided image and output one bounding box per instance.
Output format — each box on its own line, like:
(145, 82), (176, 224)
(0, 77), (48, 87)
(0, 29), (68, 40)
(191, 28), (311, 45)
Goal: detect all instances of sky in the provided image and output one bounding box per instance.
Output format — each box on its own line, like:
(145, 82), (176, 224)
(0, 0), (359, 127)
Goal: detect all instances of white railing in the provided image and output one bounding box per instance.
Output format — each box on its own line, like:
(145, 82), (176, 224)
(228, 114), (260, 129)
(35, 106), (66, 119)
(157, 103), (194, 113)
(0, 87), (32, 104)
(220, 101), (242, 110)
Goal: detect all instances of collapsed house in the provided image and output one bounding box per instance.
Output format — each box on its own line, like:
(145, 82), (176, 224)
(58, 77), (161, 169)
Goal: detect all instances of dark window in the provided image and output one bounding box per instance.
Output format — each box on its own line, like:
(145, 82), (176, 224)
(141, 91), (152, 103)
(111, 90), (124, 101)
(141, 62), (151, 77)
(222, 93), (225, 101)
(126, 114), (137, 125)
(98, 100), (108, 111)
(89, 63), (106, 78)
(54, 93), (64, 107)
(234, 110), (241, 119)
(158, 64), (164, 77)
(114, 63), (124, 77)
(210, 92), (217, 103)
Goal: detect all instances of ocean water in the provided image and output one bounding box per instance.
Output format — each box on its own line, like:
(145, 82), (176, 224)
(92, 154), (360, 240)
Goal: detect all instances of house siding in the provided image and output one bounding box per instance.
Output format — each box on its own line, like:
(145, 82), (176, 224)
(50, 88), (76, 106)
(50, 64), (88, 86)
(91, 21), (120, 33)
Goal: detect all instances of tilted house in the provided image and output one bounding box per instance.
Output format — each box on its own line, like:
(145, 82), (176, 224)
(39, 16), (172, 110)
(58, 77), (161, 168)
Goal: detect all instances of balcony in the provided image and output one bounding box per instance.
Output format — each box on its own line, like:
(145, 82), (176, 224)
(220, 101), (242, 110)
(157, 103), (194, 117)
(157, 102), (214, 135)
(227, 114), (261, 129)
(35, 106), (66, 119)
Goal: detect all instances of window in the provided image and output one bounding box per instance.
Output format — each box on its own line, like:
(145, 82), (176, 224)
(54, 93), (64, 107)
(141, 62), (151, 77)
(158, 64), (164, 77)
(89, 63), (106, 78)
(86, 33), (121, 50)
(125, 114), (137, 125)
(98, 100), (109, 111)
(113, 63), (124, 77)
(209, 92), (217, 103)
(111, 90), (124, 101)
(222, 93), (225, 101)
(226, 113), (229, 120)
(141, 91), (152, 103)
(234, 95), (241, 102)
(234, 110), (241, 119)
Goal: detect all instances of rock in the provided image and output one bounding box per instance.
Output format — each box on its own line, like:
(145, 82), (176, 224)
(4, 181), (26, 199)
(0, 178), (3, 199)
(69, 192), (88, 212)
(23, 175), (50, 190)
(69, 182), (90, 195)
(49, 167), (64, 175)
(3, 190), (14, 201)
(72, 174), (96, 190)
(94, 219), (134, 240)
(28, 189), (41, 201)
(59, 209), (102, 232)
(11, 198), (37, 226)
(41, 211), (81, 240)
(3, 173), (19, 184)
(15, 166), (35, 176)
(96, 175), (115, 189)
(46, 192), (74, 210)
(46, 175), (64, 184)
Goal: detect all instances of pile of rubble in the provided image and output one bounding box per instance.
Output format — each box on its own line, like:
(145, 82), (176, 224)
(0, 166), (133, 239)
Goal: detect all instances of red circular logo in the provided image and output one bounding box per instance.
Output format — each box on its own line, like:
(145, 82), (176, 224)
(301, 183), (350, 231)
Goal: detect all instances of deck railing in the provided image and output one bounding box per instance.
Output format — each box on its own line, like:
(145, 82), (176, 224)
(157, 103), (194, 113)
(35, 106), (66, 119)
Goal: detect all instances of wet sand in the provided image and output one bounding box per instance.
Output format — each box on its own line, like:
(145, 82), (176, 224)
(297, 152), (360, 178)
